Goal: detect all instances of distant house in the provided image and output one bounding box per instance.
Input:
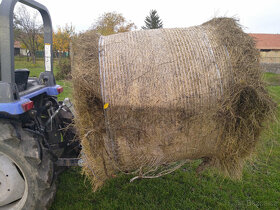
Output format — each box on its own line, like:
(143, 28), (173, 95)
(14, 41), (29, 56)
(249, 33), (280, 63)
(14, 41), (21, 56)
(249, 34), (280, 74)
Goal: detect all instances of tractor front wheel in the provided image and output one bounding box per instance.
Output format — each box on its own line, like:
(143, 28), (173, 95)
(0, 120), (56, 210)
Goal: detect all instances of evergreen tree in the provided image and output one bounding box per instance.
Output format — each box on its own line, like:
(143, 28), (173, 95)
(142, 10), (163, 29)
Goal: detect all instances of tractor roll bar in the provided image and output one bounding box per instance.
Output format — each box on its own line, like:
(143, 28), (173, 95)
(0, 0), (53, 83)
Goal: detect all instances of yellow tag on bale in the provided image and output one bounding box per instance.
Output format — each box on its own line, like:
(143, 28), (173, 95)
(104, 103), (109, 109)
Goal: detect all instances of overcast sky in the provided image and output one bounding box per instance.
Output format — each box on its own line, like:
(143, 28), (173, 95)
(13, 0), (280, 34)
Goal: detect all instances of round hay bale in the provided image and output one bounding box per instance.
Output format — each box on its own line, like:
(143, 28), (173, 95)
(72, 18), (276, 191)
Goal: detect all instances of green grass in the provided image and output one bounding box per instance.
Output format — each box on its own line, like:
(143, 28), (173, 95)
(14, 56), (59, 77)
(13, 59), (280, 209)
(50, 156), (280, 209)
(56, 80), (73, 101)
(263, 72), (280, 86)
(268, 86), (280, 104)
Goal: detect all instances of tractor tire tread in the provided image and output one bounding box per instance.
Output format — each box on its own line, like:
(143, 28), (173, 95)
(0, 119), (56, 210)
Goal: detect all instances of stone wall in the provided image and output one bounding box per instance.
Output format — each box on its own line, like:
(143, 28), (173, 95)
(261, 63), (280, 74)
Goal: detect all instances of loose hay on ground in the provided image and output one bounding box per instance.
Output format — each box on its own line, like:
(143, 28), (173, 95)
(72, 18), (277, 191)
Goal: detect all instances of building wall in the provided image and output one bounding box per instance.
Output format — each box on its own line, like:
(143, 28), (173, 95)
(260, 50), (280, 63)
(261, 63), (280, 74)
(20, 48), (29, 56)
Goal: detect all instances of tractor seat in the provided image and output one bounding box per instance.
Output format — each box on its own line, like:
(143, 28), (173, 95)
(15, 69), (30, 92)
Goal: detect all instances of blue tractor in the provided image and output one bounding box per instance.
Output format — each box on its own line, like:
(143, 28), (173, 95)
(0, 0), (80, 209)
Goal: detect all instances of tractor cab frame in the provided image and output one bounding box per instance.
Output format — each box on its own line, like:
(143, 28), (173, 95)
(0, 0), (60, 114)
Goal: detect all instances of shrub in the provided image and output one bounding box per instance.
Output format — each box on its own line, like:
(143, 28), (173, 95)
(56, 58), (71, 80)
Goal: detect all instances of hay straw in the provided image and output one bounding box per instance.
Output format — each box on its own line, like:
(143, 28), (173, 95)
(72, 18), (276, 191)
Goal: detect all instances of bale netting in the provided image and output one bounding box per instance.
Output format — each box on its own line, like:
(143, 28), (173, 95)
(72, 17), (276, 191)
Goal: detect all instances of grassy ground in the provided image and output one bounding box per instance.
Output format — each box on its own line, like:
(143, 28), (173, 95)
(14, 58), (280, 209)
(263, 72), (280, 86)
(14, 56), (58, 77)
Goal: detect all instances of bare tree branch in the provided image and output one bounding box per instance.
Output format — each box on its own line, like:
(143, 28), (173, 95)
(14, 5), (43, 63)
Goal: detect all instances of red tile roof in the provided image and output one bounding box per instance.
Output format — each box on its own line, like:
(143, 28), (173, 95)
(249, 33), (280, 50)
(14, 41), (21, 48)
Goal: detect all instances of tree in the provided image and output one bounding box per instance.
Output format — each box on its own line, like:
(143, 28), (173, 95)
(142, 10), (163, 29)
(14, 5), (43, 64)
(51, 24), (75, 80)
(92, 12), (136, 36)
(52, 24), (75, 58)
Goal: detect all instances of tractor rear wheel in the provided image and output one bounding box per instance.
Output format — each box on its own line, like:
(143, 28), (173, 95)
(0, 120), (56, 210)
